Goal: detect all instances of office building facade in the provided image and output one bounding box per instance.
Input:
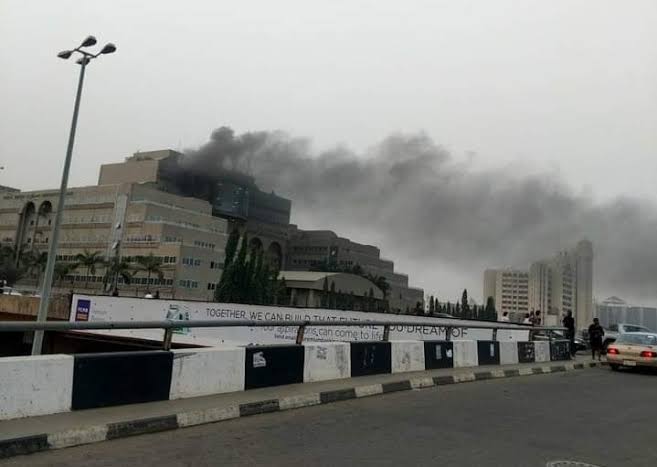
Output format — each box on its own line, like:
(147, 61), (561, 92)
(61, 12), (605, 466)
(483, 269), (529, 318)
(484, 240), (593, 328)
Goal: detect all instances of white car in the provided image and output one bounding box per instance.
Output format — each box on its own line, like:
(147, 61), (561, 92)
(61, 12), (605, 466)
(603, 323), (653, 351)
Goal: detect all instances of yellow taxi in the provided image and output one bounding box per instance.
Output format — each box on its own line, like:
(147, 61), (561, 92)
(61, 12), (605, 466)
(607, 332), (657, 370)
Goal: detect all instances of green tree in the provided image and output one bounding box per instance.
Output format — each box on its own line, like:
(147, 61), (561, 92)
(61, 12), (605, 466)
(455, 302), (461, 317)
(54, 262), (77, 288)
(321, 276), (329, 308)
(461, 289), (470, 319)
(329, 281), (336, 309)
(428, 295), (435, 314)
(485, 296), (496, 320)
(104, 256), (133, 293)
(0, 259), (22, 286)
(223, 229), (240, 269)
(24, 249), (48, 289)
(135, 253), (164, 291)
(75, 250), (105, 290)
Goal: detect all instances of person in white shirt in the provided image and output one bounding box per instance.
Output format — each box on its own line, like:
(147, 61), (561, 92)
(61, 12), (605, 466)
(500, 311), (510, 322)
(522, 313), (532, 325)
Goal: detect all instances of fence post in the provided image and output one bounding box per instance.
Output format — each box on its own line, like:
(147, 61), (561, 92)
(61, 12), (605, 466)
(382, 324), (390, 342)
(162, 328), (173, 351)
(296, 324), (306, 345)
(445, 326), (452, 341)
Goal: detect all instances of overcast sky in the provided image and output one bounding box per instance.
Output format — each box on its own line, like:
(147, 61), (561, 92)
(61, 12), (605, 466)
(2, 1), (656, 304)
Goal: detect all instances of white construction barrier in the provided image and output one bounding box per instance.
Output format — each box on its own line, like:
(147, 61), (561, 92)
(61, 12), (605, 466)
(499, 341), (519, 365)
(303, 342), (351, 382)
(169, 347), (245, 399)
(0, 355), (74, 420)
(452, 340), (478, 368)
(391, 341), (425, 373)
(534, 341), (551, 363)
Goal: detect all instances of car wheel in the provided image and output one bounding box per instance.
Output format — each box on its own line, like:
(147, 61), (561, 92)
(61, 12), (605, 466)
(610, 364), (620, 371)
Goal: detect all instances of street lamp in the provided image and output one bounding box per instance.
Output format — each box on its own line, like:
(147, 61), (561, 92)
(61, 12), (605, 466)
(31, 36), (116, 355)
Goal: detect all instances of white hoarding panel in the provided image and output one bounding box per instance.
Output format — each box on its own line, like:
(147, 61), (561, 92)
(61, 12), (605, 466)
(70, 295), (529, 346)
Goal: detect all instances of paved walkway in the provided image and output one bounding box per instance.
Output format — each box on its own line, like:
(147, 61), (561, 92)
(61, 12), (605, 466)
(0, 356), (602, 459)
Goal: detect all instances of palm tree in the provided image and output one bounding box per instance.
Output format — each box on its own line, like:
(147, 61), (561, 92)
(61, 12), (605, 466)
(23, 249), (48, 289)
(135, 253), (164, 292)
(367, 274), (390, 299)
(54, 262), (78, 288)
(104, 256), (133, 294)
(75, 250), (104, 289)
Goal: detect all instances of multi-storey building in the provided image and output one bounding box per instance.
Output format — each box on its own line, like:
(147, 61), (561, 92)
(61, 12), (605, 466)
(484, 240), (593, 328)
(0, 182), (228, 300)
(286, 229), (424, 313)
(596, 296), (657, 332)
(483, 268), (529, 319)
(1, 149), (425, 312)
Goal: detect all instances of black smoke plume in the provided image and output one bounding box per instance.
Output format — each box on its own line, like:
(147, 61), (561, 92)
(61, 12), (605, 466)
(185, 126), (657, 303)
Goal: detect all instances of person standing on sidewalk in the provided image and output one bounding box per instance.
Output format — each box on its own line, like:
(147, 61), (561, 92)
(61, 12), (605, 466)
(563, 311), (576, 356)
(588, 318), (605, 360)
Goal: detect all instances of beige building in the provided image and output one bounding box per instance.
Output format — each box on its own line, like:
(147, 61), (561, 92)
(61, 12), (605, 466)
(528, 240), (593, 329)
(286, 229), (424, 313)
(279, 271), (385, 311)
(483, 269), (529, 318)
(0, 181), (228, 301)
(2, 148), (425, 312)
(484, 240), (593, 329)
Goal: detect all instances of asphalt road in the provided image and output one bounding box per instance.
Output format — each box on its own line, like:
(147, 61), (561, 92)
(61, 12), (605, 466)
(3, 367), (656, 467)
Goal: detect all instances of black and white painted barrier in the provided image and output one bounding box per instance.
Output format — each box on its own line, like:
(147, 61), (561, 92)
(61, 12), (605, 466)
(0, 340), (570, 420)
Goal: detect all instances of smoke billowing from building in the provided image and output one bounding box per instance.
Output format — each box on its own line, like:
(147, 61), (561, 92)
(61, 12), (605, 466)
(185, 126), (657, 302)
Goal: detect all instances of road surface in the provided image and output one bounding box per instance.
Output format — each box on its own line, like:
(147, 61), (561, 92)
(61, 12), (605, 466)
(2, 367), (656, 467)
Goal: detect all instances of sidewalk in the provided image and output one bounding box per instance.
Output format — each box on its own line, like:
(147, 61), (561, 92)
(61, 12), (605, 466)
(0, 356), (604, 459)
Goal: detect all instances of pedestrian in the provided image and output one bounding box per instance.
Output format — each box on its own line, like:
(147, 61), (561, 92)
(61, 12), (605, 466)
(588, 318), (605, 361)
(523, 313), (532, 325)
(534, 310), (542, 326)
(563, 311), (576, 356)
(154, 290), (160, 299)
(500, 311), (510, 322)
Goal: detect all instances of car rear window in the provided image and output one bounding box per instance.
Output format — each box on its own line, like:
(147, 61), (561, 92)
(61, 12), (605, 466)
(624, 325), (650, 333)
(616, 334), (657, 345)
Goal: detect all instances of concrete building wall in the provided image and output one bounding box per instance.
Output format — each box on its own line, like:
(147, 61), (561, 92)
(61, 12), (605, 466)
(483, 269), (529, 319)
(575, 240), (593, 330)
(485, 240), (593, 329)
(1, 182), (228, 301)
(287, 229), (424, 313)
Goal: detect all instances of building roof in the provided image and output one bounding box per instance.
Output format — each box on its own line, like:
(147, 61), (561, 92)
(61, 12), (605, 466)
(278, 271), (384, 299)
(602, 296), (627, 305)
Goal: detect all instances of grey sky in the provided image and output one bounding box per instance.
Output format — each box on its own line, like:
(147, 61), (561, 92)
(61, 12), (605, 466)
(1, 1), (656, 303)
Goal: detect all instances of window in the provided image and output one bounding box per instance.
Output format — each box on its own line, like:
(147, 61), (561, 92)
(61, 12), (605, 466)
(207, 283), (216, 290)
(194, 259), (201, 266)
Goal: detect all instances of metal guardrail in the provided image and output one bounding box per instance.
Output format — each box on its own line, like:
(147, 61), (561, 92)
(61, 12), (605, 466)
(0, 319), (566, 350)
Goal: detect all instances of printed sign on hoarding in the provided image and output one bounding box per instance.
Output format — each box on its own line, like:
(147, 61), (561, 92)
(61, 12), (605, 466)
(69, 295), (530, 346)
(75, 299), (91, 321)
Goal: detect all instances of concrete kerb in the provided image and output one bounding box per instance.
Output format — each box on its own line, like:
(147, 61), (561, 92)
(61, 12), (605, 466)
(0, 360), (603, 460)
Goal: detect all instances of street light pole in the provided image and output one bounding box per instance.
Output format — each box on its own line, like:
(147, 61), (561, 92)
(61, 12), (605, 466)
(31, 37), (116, 355)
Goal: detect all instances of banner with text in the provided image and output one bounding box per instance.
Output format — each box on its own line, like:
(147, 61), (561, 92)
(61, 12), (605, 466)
(69, 295), (530, 346)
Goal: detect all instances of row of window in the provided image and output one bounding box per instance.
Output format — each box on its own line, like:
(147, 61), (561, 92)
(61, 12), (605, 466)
(193, 240), (216, 250)
(62, 215), (111, 224)
(178, 279), (199, 289)
(292, 246), (328, 253)
(145, 215), (202, 230)
(61, 275), (175, 286)
(182, 257), (202, 266)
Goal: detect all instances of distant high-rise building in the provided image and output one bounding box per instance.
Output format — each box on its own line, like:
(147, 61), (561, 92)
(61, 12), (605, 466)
(596, 296), (657, 332)
(484, 240), (593, 328)
(483, 268), (529, 319)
